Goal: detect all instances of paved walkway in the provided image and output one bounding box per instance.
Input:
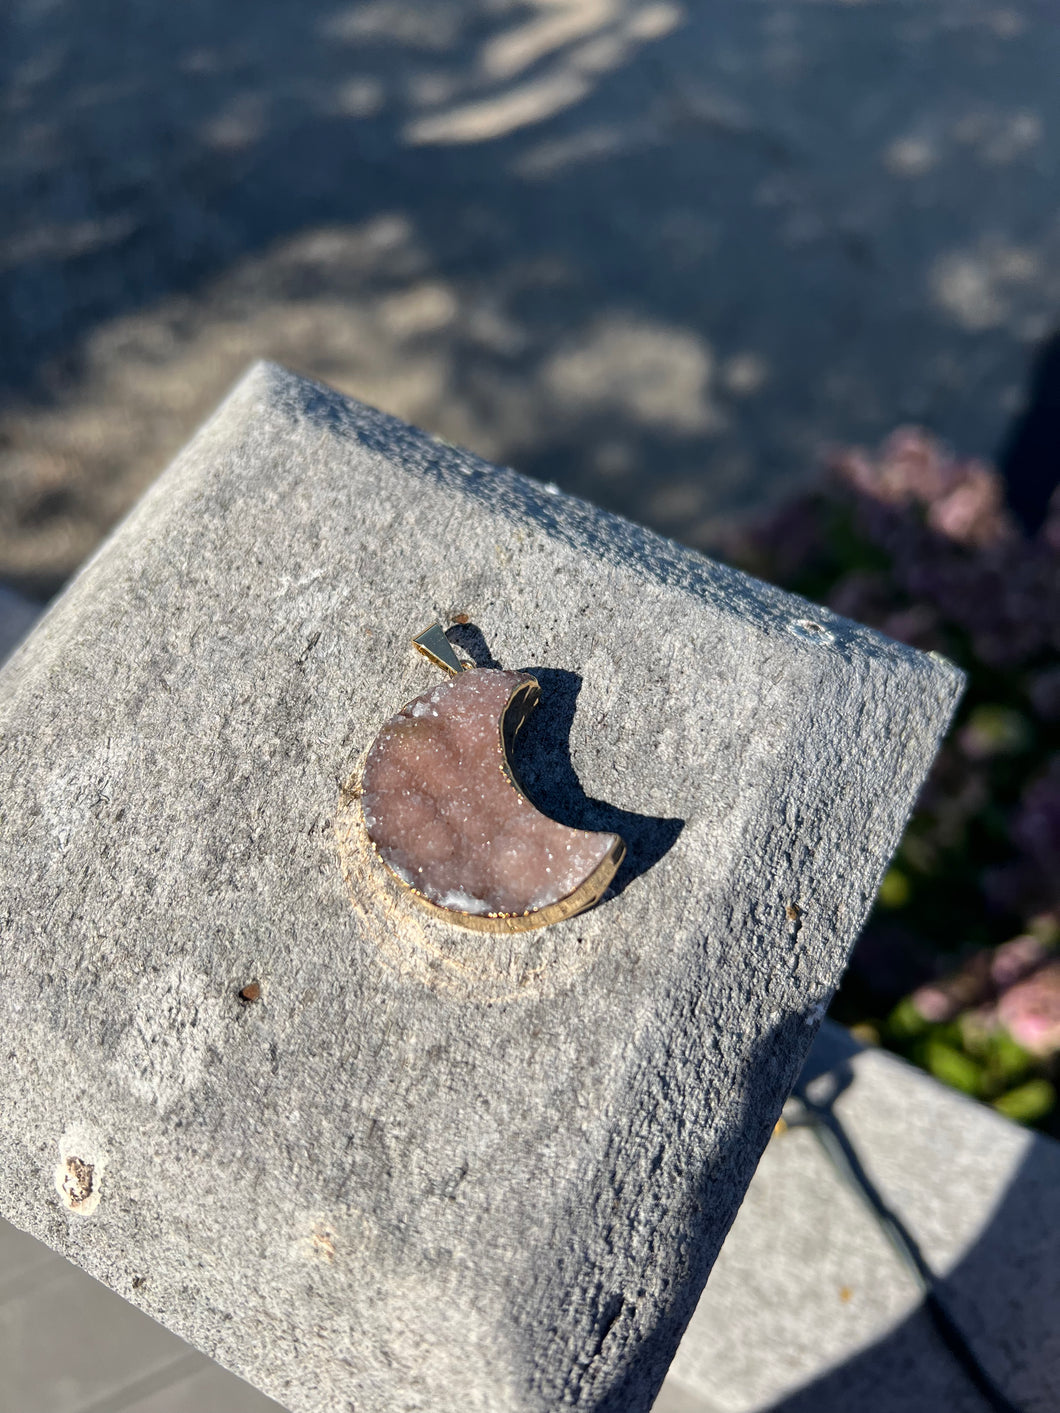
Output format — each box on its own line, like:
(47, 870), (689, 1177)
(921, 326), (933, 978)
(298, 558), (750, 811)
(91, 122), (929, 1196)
(3, 1), (1060, 594)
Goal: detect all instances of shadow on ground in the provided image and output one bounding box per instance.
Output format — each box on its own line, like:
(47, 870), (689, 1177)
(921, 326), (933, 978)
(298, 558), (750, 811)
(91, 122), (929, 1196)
(762, 1141), (1056, 1411)
(770, 1094), (1060, 1411)
(3, 0), (1060, 592)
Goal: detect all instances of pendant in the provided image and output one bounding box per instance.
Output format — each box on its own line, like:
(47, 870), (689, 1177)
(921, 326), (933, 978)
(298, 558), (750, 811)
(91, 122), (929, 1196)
(360, 625), (625, 932)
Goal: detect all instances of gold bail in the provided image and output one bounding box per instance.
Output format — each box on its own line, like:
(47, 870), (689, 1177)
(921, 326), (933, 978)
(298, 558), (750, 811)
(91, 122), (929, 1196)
(412, 623), (468, 676)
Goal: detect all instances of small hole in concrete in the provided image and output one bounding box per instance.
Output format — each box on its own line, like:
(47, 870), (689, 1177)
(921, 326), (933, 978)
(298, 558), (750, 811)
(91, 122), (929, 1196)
(788, 618), (836, 645)
(54, 1129), (106, 1217)
(60, 1156), (96, 1212)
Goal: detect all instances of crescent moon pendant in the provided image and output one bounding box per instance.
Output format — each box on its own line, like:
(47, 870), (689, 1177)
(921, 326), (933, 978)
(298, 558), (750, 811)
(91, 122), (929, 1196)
(360, 631), (625, 933)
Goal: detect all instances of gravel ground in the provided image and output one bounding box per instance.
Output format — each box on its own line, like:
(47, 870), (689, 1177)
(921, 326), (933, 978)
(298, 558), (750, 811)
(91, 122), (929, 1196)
(3, 0), (1060, 594)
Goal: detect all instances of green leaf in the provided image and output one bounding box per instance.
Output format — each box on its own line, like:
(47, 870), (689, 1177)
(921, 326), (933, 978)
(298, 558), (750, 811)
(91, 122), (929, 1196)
(959, 704), (1033, 759)
(877, 868), (911, 909)
(888, 996), (930, 1040)
(993, 1080), (1057, 1124)
(987, 1031), (1034, 1085)
(923, 1039), (982, 1095)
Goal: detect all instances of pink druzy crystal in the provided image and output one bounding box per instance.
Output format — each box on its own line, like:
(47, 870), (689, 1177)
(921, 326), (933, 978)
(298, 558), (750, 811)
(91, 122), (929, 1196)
(361, 669), (618, 917)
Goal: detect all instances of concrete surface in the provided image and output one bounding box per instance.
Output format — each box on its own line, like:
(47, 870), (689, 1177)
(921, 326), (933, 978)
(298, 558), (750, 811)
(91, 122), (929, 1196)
(3, 1023), (1057, 1413)
(0, 364), (959, 1412)
(659, 1021), (1060, 1413)
(3, 1), (1060, 593)
(0, 1210), (280, 1413)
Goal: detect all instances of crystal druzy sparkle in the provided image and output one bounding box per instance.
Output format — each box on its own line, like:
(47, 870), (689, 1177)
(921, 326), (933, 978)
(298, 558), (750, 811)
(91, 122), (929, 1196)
(361, 669), (619, 918)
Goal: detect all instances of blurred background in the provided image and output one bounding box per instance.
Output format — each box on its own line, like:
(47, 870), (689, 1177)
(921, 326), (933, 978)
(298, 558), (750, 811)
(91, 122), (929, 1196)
(1, 0), (1059, 1124)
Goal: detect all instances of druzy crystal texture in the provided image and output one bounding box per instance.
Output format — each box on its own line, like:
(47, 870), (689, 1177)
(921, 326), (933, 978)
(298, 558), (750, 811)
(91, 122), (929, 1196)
(361, 668), (621, 920)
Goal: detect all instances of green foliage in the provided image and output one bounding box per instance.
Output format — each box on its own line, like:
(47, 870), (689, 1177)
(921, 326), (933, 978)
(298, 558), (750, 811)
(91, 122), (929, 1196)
(993, 1080), (1057, 1124)
(887, 996), (929, 1041)
(877, 867), (912, 909)
(921, 1038), (982, 1095)
(729, 432), (1060, 1134)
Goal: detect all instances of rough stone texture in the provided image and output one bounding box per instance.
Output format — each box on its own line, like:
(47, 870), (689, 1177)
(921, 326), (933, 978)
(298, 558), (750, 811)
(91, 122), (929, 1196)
(2, 1024), (1057, 1412)
(656, 1022), (1060, 1413)
(0, 363), (962, 1413)
(360, 668), (619, 919)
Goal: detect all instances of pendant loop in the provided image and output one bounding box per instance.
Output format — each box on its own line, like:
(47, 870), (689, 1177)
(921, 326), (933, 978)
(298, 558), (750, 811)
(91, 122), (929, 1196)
(412, 623), (468, 676)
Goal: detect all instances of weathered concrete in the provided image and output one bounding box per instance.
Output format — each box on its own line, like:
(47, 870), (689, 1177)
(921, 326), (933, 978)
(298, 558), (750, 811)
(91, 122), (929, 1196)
(658, 1022), (1060, 1413)
(0, 363), (962, 1413)
(3, 1024), (1057, 1412)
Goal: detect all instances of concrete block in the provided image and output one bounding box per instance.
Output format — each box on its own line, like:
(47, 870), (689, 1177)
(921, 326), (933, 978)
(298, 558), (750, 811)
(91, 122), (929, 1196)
(5, 1023), (1053, 1413)
(0, 363), (962, 1413)
(659, 1022), (1060, 1412)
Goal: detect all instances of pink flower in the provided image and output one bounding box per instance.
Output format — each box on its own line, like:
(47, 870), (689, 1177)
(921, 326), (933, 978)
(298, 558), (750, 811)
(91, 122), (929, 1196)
(910, 933), (1055, 1028)
(911, 983), (961, 1023)
(823, 431), (1058, 669)
(997, 961), (1060, 1057)
(829, 427), (1015, 547)
(911, 948), (994, 1022)
(927, 463), (1013, 547)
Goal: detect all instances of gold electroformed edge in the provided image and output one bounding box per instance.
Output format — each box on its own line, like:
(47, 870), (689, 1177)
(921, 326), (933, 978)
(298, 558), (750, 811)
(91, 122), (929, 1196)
(361, 644), (627, 933)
